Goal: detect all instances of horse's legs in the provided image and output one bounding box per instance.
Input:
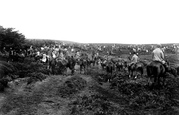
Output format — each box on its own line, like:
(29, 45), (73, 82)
(70, 65), (75, 75)
(129, 70), (131, 78)
(65, 67), (68, 76)
(134, 70), (137, 79)
(82, 65), (85, 74)
(141, 68), (143, 78)
(136, 68), (143, 78)
(158, 74), (161, 87)
(110, 69), (113, 82)
(162, 75), (166, 87)
(80, 65), (82, 74)
(71, 68), (74, 75)
(52, 66), (55, 75)
(84, 65), (86, 74)
(131, 70), (134, 79)
(153, 75), (157, 86)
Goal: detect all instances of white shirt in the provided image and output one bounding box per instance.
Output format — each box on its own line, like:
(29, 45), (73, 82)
(130, 54), (139, 64)
(152, 48), (165, 64)
(52, 51), (56, 58)
(41, 54), (47, 62)
(37, 51), (40, 56)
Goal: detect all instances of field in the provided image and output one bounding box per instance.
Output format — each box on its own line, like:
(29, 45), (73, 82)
(1, 53), (179, 115)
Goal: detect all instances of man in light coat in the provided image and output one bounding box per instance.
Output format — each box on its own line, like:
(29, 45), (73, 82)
(152, 44), (165, 64)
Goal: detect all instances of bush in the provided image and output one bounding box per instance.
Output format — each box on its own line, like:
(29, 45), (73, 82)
(0, 61), (16, 77)
(86, 68), (110, 83)
(69, 94), (121, 115)
(27, 72), (48, 85)
(111, 76), (178, 112)
(57, 76), (87, 98)
(12, 62), (50, 78)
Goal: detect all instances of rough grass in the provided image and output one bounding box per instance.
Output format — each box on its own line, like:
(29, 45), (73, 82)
(80, 66), (179, 115)
(0, 75), (88, 115)
(1, 70), (179, 115)
(57, 75), (87, 98)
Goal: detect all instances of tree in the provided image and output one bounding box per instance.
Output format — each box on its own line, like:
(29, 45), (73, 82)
(0, 26), (26, 51)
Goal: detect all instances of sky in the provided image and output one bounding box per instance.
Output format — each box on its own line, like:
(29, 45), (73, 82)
(0, 0), (179, 44)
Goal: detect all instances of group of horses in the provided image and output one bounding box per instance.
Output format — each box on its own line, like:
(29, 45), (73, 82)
(27, 51), (179, 88)
(99, 57), (178, 87)
(47, 54), (100, 75)
(2, 47), (178, 87)
(30, 51), (99, 75)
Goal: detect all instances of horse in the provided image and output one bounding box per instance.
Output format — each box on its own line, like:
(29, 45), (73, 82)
(105, 60), (116, 82)
(17, 52), (26, 62)
(167, 66), (178, 77)
(100, 59), (107, 70)
(65, 56), (76, 75)
(78, 58), (88, 74)
(91, 56), (96, 66)
(48, 57), (57, 75)
(34, 54), (43, 63)
(146, 60), (169, 87)
(56, 58), (68, 75)
(128, 61), (147, 79)
(53, 56), (76, 75)
(115, 61), (124, 72)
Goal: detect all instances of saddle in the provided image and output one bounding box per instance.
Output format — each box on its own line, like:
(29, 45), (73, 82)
(152, 60), (168, 70)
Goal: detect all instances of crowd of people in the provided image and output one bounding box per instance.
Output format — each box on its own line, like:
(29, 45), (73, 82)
(0, 42), (173, 65)
(0, 42), (177, 78)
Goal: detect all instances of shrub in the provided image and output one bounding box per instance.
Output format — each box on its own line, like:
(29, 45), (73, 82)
(12, 62), (50, 78)
(69, 94), (121, 115)
(57, 76), (87, 98)
(0, 61), (16, 77)
(27, 72), (48, 85)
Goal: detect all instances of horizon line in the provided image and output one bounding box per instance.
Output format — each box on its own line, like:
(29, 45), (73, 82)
(26, 38), (178, 45)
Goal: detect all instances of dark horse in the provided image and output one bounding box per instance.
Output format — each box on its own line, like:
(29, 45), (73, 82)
(106, 60), (116, 82)
(115, 61), (124, 72)
(78, 58), (88, 74)
(128, 61), (147, 79)
(65, 56), (76, 75)
(49, 58), (57, 75)
(55, 56), (76, 75)
(147, 60), (169, 87)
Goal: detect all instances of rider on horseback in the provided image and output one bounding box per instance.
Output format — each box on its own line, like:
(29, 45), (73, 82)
(129, 49), (139, 66)
(128, 49), (139, 78)
(152, 44), (165, 64)
(147, 44), (168, 87)
(152, 44), (168, 69)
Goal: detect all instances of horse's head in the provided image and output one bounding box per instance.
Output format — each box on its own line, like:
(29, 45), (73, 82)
(138, 60), (148, 67)
(164, 60), (170, 72)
